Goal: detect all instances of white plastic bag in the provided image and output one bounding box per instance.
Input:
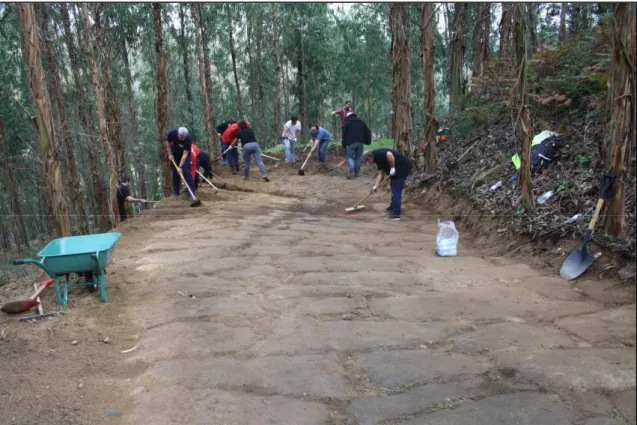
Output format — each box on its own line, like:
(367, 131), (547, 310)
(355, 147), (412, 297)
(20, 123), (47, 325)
(436, 220), (459, 257)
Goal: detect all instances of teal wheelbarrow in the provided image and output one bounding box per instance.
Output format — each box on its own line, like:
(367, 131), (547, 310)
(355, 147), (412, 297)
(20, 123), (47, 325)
(14, 233), (121, 306)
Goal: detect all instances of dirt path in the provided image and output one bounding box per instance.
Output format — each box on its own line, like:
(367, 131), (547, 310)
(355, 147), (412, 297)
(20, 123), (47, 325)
(1, 162), (635, 425)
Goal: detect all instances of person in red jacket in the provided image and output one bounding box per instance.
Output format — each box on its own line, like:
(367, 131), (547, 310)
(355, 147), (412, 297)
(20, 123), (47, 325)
(332, 101), (355, 133)
(221, 120), (250, 175)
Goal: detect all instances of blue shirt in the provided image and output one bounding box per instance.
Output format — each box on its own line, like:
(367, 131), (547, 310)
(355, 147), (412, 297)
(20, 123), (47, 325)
(312, 127), (332, 142)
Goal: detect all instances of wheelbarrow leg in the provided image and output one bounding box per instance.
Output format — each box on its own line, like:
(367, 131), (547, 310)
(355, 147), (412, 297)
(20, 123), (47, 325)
(54, 276), (65, 306)
(99, 271), (106, 303)
(63, 274), (70, 306)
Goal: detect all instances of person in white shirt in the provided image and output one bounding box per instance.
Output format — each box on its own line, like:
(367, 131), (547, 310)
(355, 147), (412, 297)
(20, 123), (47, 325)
(282, 115), (302, 163)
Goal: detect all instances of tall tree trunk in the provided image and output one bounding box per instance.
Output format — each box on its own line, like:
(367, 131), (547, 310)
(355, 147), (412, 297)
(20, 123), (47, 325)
(421, 3), (437, 172)
(499, 4), (513, 61)
(153, 3), (171, 197)
(97, 10), (126, 181)
(83, 4), (118, 227)
(121, 38), (148, 203)
(0, 114), (30, 248)
(558, 3), (567, 44)
(226, 5), (244, 117)
(298, 18), (308, 142)
(272, 4), (282, 147)
(472, 4), (484, 77)
(255, 8), (266, 139)
(40, 5), (89, 235)
(199, 4), (217, 139)
(284, 64), (290, 121)
(179, 4), (196, 136)
(481, 5), (491, 69)
(526, 3), (538, 52)
(449, 3), (467, 109)
(18, 3), (71, 237)
(61, 2), (108, 232)
(247, 10), (257, 122)
(193, 3), (215, 155)
(602, 3), (635, 238)
(389, 3), (414, 156)
(513, 3), (534, 212)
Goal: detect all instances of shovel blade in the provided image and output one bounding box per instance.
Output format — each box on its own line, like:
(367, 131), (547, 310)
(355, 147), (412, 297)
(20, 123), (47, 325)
(345, 205), (365, 213)
(560, 248), (598, 281)
(1, 299), (38, 315)
(190, 199), (202, 207)
(298, 170), (305, 176)
(446, 161), (458, 170)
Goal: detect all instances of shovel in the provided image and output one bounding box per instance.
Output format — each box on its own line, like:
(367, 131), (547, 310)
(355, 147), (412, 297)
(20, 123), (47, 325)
(196, 170), (220, 193)
(446, 136), (483, 170)
(345, 177), (390, 214)
(560, 173), (615, 281)
(170, 158), (202, 207)
(299, 142), (317, 176)
(1, 278), (55, 314)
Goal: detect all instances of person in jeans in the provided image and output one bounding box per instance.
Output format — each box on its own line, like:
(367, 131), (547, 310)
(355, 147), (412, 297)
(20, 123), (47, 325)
(282, 115), (302, 163)
(342, 110), (371, 179)
(363, 148), (413, 221)
(166, 127), (196, 200)
(215, 121), (230, 165)
(221, 120), (242, 174)
(309, 124), (332, 163)
(236, 120), (269, 182)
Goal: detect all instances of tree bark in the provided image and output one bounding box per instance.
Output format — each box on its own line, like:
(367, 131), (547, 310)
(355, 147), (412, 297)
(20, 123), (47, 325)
(298, 14), (308, 143)
(514, 3), (534, 212)
(19, 3), (71, 237)
(255, 8), (266, 139)
(179, 4), (196, 136)
(61, 3), (108, 232)
(153, 3), (171, 197)
(193, 3), (215, 155)
(40, 5), (89, 235)
(449, 3), (467, 109)
(602, 3), (635, 238)
(83, 4), (118, 227)
(421, 3), (437, 172)
(558, 3), (567, 44)
(472, 4), (484, 77)
(272, 4), (282, 147)
(284, 64), (290, 121)
(226, 5), (244, 117)
(389, 3), (414, 157)
(499, 4), (513, 61)
(0, 114), (30, 247)
(526, 3), (538, 52)
(199, 4), (217, 140)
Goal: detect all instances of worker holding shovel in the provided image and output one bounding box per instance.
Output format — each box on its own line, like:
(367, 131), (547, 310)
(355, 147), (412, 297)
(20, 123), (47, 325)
(166, 127), (197, 202)
(117, 177), (153, 222)
(236, 120), (270, 182)
(363, 149), (412, 221)
(309, 124), (332, 163)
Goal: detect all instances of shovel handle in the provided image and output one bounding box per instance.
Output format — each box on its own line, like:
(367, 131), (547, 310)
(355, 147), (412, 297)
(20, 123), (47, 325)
(301, 143), (317, 170)
(456, 138), (483, 162)
(588, 198), (605, 231)
(170, 158), (198, 201)
(29, 278), (55, 300)
(14, 259), (25, 265)
(196, 170), (219, 191)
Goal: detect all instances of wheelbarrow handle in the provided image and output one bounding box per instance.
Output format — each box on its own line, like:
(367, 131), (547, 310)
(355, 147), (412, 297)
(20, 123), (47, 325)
(14, 259), (25, 265)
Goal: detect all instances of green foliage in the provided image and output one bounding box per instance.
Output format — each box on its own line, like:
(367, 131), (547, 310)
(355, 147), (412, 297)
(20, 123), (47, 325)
(556, 179), (570, 193)
(577, 155), (592, 166)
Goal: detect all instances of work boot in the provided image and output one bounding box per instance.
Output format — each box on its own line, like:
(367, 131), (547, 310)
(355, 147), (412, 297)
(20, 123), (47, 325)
(383, 212), (401, 221)
(346, 171), (355, 180)
(386, 206), (392, 212)
(263, 175), (270, 182)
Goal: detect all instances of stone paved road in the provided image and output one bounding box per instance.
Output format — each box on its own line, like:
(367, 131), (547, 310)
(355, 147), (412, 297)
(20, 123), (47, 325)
(115, 168), (635, 425)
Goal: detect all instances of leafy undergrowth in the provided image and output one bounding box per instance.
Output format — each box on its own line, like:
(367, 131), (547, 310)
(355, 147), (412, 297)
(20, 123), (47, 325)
(410, 23), (635, 264)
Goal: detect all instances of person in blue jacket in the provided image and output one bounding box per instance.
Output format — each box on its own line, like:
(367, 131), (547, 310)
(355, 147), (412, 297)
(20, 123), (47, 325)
(309, 124), (332, 163)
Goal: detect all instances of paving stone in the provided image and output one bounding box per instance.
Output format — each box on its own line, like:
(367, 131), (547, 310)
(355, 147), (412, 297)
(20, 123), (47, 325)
(556, 305), (636, 346)
(253, 318), (465, 355)
(402, 392), (576, 425)
(142, 354), (348, 399)
(347, 378), (484, 425)
(134, 386), (330, 425)
(358, 350), (491, 389)
(451, 322), (578, 354)
(611, 390), (636, 424)
(495, 348), (636, 392)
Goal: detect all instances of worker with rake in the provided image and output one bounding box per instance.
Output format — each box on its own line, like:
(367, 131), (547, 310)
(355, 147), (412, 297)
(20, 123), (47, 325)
(363, 148), (412, 221)
(309, 124), (332, 163)
(166, 127), (197, 202)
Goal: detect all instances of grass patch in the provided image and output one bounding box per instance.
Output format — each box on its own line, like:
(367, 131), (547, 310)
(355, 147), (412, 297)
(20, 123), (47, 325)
(263, 144), (285, 154)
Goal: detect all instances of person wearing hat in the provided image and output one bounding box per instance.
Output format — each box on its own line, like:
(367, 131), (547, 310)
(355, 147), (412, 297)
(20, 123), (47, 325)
(166, 126), (196, 200)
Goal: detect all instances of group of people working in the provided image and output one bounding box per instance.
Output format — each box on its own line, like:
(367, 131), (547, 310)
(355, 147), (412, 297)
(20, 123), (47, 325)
(118, 101), (412, 222)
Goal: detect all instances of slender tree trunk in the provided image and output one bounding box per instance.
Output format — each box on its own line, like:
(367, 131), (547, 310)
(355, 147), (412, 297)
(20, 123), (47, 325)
(153, 3), (171, 197)
(526, 3), (538, 52)
(179, 4), (196, 136)
(602, 3), (635, 238)
(558, 3), (567, 44)
(499, 4), (513, 61)
(389, 3), (414, 156)
(199, 4), (217, 138)
(193, 3), (215, 155)
(481, 5), (491, 69)
(0, 114), (30, 247)
(40, 6), (89, 235)
(226, 5), (244, 117)
(61, 3), (108, 232)
(247, 10), (257, 122)
(272, 4), (282, 147)
(472, 4), (484, 77)
(284, 64), (290, 121)
(83, 4), (118, 227)
(421, 3), (437, 172)
(18, 3), (71, 237)
(298, 19), (308, 142)
(514, 4), (534, 212)
(449, 3), (467, 109)
(255, 8), (266, 139)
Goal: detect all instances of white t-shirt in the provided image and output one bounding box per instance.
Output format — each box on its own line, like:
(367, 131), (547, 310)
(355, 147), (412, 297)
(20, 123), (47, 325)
(283, 120), (302, 141)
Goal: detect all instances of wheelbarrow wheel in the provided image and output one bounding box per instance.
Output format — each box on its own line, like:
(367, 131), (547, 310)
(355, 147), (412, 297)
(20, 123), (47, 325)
(84, 272), (97, 292)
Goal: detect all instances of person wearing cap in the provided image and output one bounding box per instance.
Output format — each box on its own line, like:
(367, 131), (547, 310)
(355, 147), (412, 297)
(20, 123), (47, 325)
(166, 126), (196, 200)
(362, 148), (413, 221)
(116, 177), (143, 222)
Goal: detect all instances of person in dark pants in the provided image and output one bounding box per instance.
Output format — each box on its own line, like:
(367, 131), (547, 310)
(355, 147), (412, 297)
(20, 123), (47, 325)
(363, 149), (413, 221)
(342, 110), (371, 179)
(166, 127), (196, 200)
(193, 150), (213, 189)
(235, 120), (270, 182)
(116, 177), (142, 222)
(215, 121), (230, 166)
(309, 124), (332, 163)
(222, 120), (243, 174)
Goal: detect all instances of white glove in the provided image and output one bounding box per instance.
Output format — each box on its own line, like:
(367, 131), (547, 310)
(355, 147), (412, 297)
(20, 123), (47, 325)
(390, 167), (396, 176)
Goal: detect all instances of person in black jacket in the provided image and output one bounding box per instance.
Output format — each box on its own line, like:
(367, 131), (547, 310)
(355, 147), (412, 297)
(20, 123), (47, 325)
(363, 149), (412, 221)
(342, 109), (371, 179)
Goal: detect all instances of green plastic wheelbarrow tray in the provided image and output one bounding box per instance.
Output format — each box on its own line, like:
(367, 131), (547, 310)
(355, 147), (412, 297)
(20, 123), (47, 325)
(14, 233), (121, 306)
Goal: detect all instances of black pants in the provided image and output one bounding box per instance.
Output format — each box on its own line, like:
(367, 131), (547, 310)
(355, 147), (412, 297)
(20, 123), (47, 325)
(194, 151), (213, 189)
